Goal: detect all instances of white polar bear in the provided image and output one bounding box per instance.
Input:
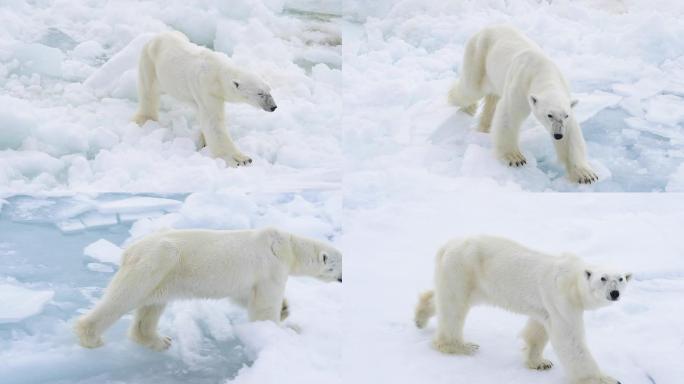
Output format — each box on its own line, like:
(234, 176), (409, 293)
(74, 227), (341, 351)
(414, 235), (631, 384)
(133, 31), (277, 167)
(448, 25), (598, 184)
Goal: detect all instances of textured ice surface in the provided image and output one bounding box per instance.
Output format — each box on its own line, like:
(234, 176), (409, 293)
(0, 0), (342, 194)
(0, 192), (341, 383)
(343, 1), (684, 191)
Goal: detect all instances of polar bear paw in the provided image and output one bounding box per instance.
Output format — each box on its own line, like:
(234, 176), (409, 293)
(526, 358), (553, 370)
(225, 152), (253, 167)
(74, 319), (104, 349)
(131, 333), (172, 351)
(576, 375), (621, 384)
(502, 151), (527, 167)
(433, 339), (479, 355)
(570, 164), (599, 184)
(132, 113), (158, 126)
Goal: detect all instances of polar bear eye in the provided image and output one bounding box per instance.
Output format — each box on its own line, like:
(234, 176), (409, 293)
(563, 114), (568, 119)
(600, 277), (607, 282)
(323, 254), (328, 264)
(547, 114), (553, 119)
(619, 277), (623, 282)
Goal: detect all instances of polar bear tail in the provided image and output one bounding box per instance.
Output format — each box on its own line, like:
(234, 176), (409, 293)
(414, 290), (435, 328)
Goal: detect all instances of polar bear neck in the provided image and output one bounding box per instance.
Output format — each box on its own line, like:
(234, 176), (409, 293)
(290, 235), (320, 277)
(556, 254), (592, 310)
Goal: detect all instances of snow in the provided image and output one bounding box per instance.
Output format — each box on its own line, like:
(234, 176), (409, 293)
(343, 0), (684, 191)
(0, 283), (54, 323)
(0, 0), (341, 194)
(341, 192), (684, 384)
(83, 239), (123, 265)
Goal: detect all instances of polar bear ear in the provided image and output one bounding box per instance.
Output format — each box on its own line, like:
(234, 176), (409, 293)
(571, 99), (579, 108)
(625, 273), (632, 282)
(232, 81), (240, 89)
(529, 95), (538, 106)
(585, 270), (592, 280)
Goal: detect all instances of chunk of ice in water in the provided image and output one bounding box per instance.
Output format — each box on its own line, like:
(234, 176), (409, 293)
(83, 239), (123, 265)
(0, 284), (54, 323)
(97, 197), (182, 214)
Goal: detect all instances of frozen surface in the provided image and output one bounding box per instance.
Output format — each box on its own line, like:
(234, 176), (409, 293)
(0, 0), (341, 193)
(0, 192), (341, 384)
(343, 0), (684, 191)
(341, 192), (684, 384)
(0, 283), (54, 323)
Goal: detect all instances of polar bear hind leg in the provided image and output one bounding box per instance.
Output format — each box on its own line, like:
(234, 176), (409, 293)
(133, 44), (160, 125)
(432, 269), (479, 355)
(74, 241), (179, 349)
(248, 281), (286, 322)
(128, 303), (171, 351)
(521, 318), (553, 370)
(448, 36), (487, 116)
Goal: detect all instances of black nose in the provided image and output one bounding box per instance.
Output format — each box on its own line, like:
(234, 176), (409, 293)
(610, 290), (619, 300)
(270, 105), (277, 112)
(337, 277), (342, 283)
(553, 133), (563, 140)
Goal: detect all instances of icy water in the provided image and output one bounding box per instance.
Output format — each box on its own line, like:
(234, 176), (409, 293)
(0, 195), (251, 384)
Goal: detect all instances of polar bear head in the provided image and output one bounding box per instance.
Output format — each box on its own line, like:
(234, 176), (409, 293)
(228, 72), (277, 112)
(581, 268), (632, 308)
(529, 94), (578, 141)
(276, 230), (342, 283)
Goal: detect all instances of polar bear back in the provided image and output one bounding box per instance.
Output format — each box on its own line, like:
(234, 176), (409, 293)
(123, 228), (286, 300)
(437, 235), (579, 316)
(144, 32), (224, 104)
(477, 26), (570, 99)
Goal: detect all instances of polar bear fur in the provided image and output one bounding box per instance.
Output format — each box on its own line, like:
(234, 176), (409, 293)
(133, 31), (277, 167)
(448, 25), (598, 184)
(415, 235), (631, 384)
(74, 227), (341, 351)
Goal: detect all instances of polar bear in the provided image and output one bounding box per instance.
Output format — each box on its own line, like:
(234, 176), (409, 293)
(448, 25), (598, 184)
(74, 227), (341, 351)
(414, 235), (630, 384)
(133, 31), (277, 167)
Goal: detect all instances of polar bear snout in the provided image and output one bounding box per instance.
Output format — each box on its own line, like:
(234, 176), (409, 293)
(261, 94), (277, 112)
(553, 133), (563, 140)
(609, 290), (620, 301)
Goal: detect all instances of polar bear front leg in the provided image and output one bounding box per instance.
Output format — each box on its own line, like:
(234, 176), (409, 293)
(521, 318), (553, 370)
(548, 315), (620, 384)
(128, 303), (171, 351)
(555, 121), (598, 184)
(198, 101), (252, 167)
(492, 98), (527, 167)
(248, 280), (286, 323)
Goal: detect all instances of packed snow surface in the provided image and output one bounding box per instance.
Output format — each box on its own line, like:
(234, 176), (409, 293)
(342, 191), (684, 384)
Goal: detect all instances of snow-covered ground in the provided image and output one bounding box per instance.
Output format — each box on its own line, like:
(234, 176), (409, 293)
(0, 0), (341, 193)
(341, 192), (684, 384)
(343, 0), (684, 191)
(0, 192), (341, 384)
